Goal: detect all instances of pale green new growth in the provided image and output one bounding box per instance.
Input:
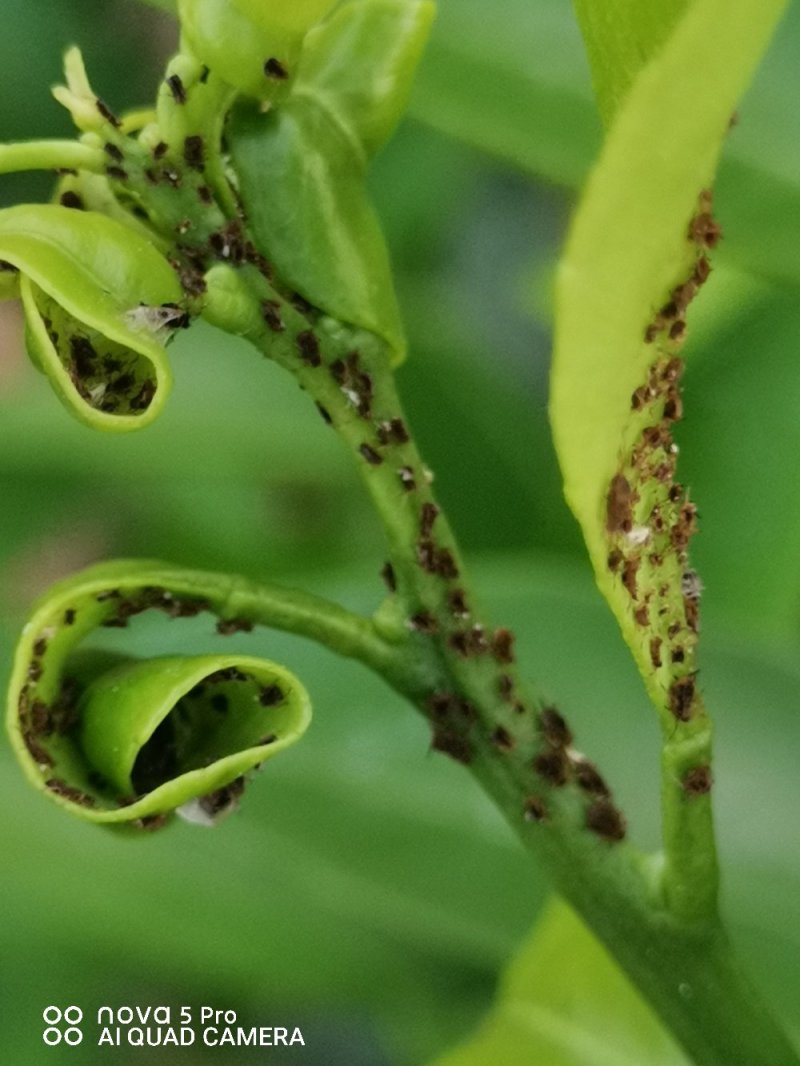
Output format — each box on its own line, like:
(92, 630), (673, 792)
(435, 898), (688, 1066)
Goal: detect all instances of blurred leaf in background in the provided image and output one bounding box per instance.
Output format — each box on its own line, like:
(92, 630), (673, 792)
(1, 0), (799, 1063)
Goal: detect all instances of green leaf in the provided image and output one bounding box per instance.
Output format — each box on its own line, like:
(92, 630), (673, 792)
(6, 560), (311, 827)
(433, 897), (689, 1065)
(228, 2), (435, 364)
(177, 0), (338, 98)
(300, 0), (437, 157)
(0, 204), (182, 430)
(549, 0), (787, 714)
(572, 0), (689, 125)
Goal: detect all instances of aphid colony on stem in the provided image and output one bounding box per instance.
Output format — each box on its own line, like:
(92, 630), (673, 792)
(605, 189), (720, 726)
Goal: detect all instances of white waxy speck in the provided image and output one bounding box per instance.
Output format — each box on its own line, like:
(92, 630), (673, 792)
(625, 525), (651, 547)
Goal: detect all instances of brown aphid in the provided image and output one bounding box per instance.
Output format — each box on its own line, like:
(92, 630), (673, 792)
(59, 190), (84, 210)
(23, 732), (53, 767)
(693, 256), (711, 285)
(573, 760), (610, 797)
(644, 323), (658, 343)
(380, 561), (397, 592)
(639, 428), (670, 458)
(30, 699), (52, 735)
(95, 98), (120, 126)
(420, 502), (440, 538)
(689, 212), (722, 248)
(28, 661), (43, 682)
(398, 466), (416, 492)
(668, 320), (686, 342)
(663, 387), (683, 422)
(210, 693), (228, 714)
(70, 335), (98, 378)
(106, 164), (128, 181)
(132, 813), (170, 831)
(606, 473), (635, 534)
(63, 608), (76, 626)
(359, 443), (383, 466)
(377, 418), (410, 446)
(671, 281), (697, 312)
(684, 596), (700, 633)
(130, 379), (156, 411)
(660, 356), (684, 383)
(634, 604), (649, 627)
(264, 57), (289, 80)
(183, 134), (205, 170)
(409, 610), (438, 634)
(431, 727), (473, 765)
(261, 299), (285, 333)
(631, 384), (652, 411)
(607, 549), (623, 573)
(435, 548), (459, 580)
(291, 292), (314, 317)
(653, 462), (675, 483)
(649, 637), (663, 668)
(259, 684), (284, 706)
(523, 796), (548, 822)
(671, 647), (686, 664)
(296, 330), (321, 367)
(33, 637), (48, 658)
(492, 726), (515, 753)
(428, 691), (458, 720)
(448, 588), (469, 618)
(683, 765), (713, 796)
(621, 557), (640, 599)
(197, 184), (213, 204)
(498, 674), (514, 701)
(209, 221), (246, 263)
(491, 627), (515, 664)
(462, 625), (489, 655)
(680, 501), (698, 533)
(533, 748), (570, 787)
(539, 706), (573, 748)
(166, 73), (187, 104)
(669, 674), (696, 721)
(586, 798), (626, 842)
(659, 300), (679, 322)
(45, 778), (96, 807)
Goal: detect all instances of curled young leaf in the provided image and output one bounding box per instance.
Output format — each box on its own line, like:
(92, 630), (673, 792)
(228, 1), (435, 364)
(178, 0), (338, 99)
(0, 204), (183, 430)
(6, 561), (311, 829)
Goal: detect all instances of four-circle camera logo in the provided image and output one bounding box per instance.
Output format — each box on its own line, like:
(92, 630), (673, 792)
(43, 1006), (84, 1046)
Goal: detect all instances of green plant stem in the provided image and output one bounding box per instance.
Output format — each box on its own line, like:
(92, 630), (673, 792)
(660, 706), (718, 923)
(0, 140), (104, 174)
(208, 270), (798, 1065)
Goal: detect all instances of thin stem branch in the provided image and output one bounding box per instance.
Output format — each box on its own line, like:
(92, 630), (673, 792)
(0, 140), (105, 174)
(124, 563), (406, 682)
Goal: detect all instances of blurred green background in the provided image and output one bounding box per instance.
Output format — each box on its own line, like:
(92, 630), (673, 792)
(1, 0), (799, 1061)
